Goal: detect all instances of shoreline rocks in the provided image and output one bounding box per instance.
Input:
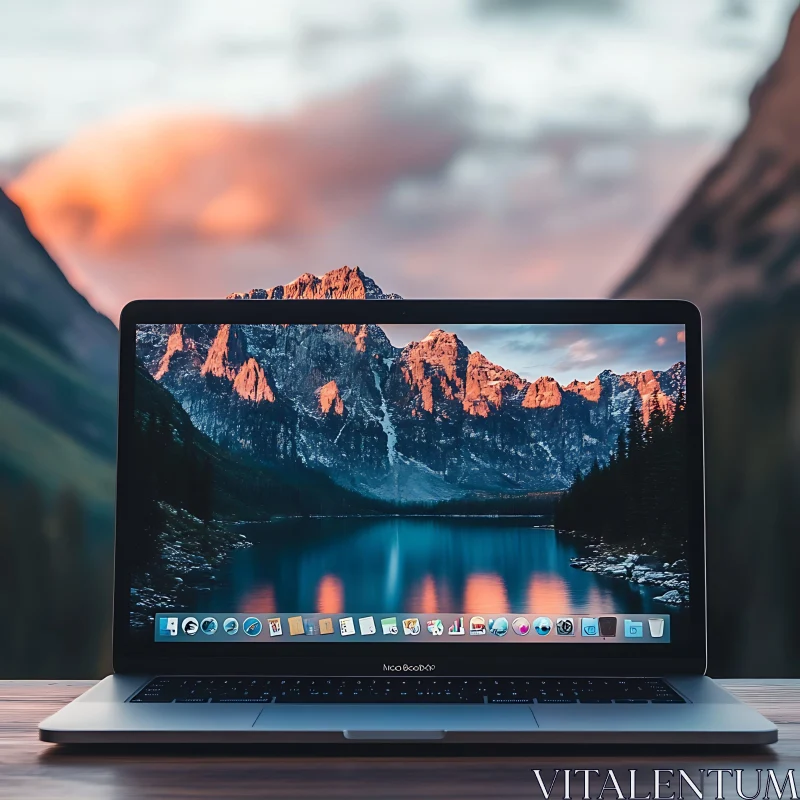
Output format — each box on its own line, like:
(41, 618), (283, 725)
(564, 534), (690, 606)
(130, 504), (252, 627)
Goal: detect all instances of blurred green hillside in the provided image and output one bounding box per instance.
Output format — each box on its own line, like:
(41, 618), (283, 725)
(0, 189), (117, 677)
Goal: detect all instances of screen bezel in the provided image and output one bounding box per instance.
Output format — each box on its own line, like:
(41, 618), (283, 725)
(114, 299), (706, 676)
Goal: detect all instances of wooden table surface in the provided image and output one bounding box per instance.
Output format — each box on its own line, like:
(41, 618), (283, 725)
(1, 680), (799, 799)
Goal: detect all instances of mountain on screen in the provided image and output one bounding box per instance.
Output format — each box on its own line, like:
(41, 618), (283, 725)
(136, 268), (685, 502)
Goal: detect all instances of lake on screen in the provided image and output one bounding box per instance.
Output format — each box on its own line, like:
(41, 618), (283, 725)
(185, 516), (679, 617)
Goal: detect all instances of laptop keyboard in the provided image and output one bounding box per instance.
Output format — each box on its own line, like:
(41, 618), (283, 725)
(130, 676), (685, 704)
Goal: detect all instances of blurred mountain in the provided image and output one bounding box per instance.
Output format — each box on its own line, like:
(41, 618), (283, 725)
(0, 190), (118, 380)
(0, 188), (119, 474)
(0, 187), (117, 677)
(618, 9), (800, 676)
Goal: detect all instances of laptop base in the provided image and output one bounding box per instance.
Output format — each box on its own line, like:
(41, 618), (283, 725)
(40, 675), (777, 745)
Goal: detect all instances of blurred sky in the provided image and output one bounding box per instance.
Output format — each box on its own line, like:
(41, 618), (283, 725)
(1, 0), (797, 318)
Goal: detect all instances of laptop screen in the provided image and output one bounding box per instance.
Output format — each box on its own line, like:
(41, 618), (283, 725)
(131, 321), (688, 645)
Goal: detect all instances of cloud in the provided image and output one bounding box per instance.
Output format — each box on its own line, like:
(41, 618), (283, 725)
(1, 0), (792, 326)
(567, 338), (599, 363)
(543, 324), (686, 381)
(473, 0), (622, 16)
(0, 0), (792, 167)
(6, 72), (718, 321)
(10, 73), (467, 251)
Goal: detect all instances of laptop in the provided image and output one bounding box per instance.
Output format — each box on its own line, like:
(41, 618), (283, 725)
(40, 299), (777, 744)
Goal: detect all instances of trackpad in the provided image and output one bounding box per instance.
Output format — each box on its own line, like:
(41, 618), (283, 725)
(254, 704), (537, 734)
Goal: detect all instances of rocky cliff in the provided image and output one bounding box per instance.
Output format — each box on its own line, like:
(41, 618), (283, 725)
(227, 265), (402, 301)
(138, 270), (685, 503)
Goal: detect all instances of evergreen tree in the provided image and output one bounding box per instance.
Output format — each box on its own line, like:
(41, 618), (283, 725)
(627, 398), (645, 457)
(554, 391), (688, 560)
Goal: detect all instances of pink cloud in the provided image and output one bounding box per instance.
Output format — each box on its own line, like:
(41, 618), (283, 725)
(5, 74), (719, 321)
(10, 74), (465, 249)
(656, 335), (668, 346)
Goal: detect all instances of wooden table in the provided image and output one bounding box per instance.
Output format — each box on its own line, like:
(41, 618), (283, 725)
(1, 681), (798, 799)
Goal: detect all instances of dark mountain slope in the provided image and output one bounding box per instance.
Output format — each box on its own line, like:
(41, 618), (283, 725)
(0, 189), (118, 383)
(616, 8), (800, 317)
(0, 188), (119, 677)
(0, 188), (118, 470)
(132, 360), (386, 522)
(129, 361), (390, 623)
(617, 9), (800, 676)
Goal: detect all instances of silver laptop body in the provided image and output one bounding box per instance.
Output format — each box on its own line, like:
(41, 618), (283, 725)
(40, 299), (777, 745)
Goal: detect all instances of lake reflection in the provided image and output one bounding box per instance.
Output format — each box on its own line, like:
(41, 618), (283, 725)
(186, 517), (677, 617)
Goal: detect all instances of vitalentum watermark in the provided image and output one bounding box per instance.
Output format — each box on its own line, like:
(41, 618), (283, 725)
(530, 769), (798, 800)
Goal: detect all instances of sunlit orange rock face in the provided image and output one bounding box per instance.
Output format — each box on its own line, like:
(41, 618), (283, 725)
(620, 369), (674, 423)
(522, 376), (563, 409)
(230, 266), (383, 301)
(395, 327), (682, 423)
(399, 329), (469, 415)
(154, 324), (186, 380)
(233, 358), (275, 403)
(339, 324), (369, 352)
(230, 266), (399, 352)
(318, 380), (345, 415)
(563, 376), (603, 403)
(400, 331), (536, 418)
(201, 324), (246, 380)
(559, 370), (674, 424)
(463, 351), (527, 417)
(232, 265), (402, 301)
(155, 323), (274, 403)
